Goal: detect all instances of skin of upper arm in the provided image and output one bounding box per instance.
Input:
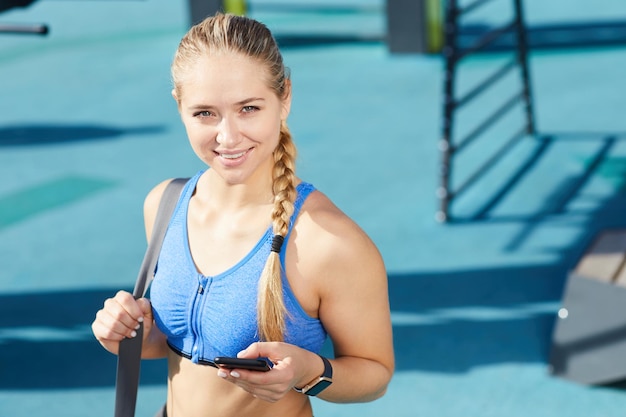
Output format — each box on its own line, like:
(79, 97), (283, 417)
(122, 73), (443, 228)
(139, 178), (177, 358)
(295, 193), (395, 381)
(143, 179), (176, 243)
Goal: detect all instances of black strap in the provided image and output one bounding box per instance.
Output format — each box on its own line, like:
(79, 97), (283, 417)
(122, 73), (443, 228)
(114, 178), (188, 417)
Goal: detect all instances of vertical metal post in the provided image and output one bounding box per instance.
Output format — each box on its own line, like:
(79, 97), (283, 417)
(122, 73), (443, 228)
(437, 0), (459, 223)
(386, 0), (429, 53)
(425, 0), (444, 53)
(223, 0), (247, 15)
(188, 0), (222, 26)
(513, 0), (536, 135)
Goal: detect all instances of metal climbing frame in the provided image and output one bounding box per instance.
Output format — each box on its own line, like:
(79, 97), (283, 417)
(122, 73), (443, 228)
(436, 0), (536, 222)
(0, 1), (48, 35)
(0, 23), (47, 35)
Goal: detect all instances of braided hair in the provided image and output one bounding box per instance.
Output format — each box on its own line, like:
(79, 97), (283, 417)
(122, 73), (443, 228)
(171, 13), (297, 341)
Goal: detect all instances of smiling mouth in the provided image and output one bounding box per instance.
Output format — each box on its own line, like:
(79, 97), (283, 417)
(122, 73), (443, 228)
(219, 150), (247, 159)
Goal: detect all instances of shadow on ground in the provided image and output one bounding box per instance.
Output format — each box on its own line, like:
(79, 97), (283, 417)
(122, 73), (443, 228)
(390, 264), (566, 374)
(446, 132), (626, 227)
(0, 262), (587, 389)
(0, 287), (166, 390)
(0, 124), (165, 146)
(0, 262), (589, 389)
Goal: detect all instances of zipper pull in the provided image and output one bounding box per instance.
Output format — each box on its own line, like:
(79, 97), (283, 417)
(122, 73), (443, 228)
(197, 284), (204, 294)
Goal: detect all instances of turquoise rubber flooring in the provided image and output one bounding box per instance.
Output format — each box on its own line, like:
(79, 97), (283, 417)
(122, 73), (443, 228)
(1, 0), (626, 416)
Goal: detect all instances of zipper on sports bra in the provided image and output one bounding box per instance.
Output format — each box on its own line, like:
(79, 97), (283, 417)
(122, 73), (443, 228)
(190, 274), (210, 362)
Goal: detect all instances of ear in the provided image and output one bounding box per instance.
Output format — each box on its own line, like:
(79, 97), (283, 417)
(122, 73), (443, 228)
(280, 79), (292, 120)
(171, 89), (182, 111)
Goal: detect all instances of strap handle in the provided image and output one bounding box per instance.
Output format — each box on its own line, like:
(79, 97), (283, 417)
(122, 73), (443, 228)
(114, 178), (188, 417)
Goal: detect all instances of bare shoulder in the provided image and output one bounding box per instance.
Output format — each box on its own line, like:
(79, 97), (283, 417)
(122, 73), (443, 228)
(296, 190), (371, 242)
(143, 179), (178, 241)
(293, 190), (386, 289)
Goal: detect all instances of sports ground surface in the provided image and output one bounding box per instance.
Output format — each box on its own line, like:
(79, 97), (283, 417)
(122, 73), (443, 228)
(2, 0), (626, 416)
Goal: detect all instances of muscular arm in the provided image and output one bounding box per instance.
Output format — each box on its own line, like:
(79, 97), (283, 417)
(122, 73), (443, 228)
(293, 193), (394, 403)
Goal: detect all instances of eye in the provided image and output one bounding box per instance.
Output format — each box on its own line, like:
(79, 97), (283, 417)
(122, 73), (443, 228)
(242, 105), (259, 113)
(193, 110), (214, 118)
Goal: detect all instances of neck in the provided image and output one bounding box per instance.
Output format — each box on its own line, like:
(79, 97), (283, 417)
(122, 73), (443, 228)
(199, 169), (275, 210)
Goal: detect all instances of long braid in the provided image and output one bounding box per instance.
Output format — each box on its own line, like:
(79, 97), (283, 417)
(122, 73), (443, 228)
(171, 12), (298, 341)
(257, 121), (297, 341)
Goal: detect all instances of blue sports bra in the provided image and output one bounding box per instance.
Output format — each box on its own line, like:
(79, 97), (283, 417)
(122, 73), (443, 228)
(150, 171), (328, 365)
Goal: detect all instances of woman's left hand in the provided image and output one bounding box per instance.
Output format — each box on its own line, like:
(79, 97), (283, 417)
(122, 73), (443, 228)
(216, 341), (325, 402)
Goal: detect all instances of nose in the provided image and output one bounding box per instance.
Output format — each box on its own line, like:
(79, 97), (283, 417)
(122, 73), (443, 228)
(215, 116), (241, 147)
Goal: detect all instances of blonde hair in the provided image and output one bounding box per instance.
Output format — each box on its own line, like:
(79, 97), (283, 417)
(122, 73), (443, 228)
(171, 13), (296, 342)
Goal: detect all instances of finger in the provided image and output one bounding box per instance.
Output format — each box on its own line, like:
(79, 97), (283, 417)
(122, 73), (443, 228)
(100, 294), (144, 337)
(91, 315), (125, 342)
(103, 297), (140, 332)
(92, 313), (130, 342)
(219, 366), (291, 397)
(218, 372), (282, 402)
(225, 378), (292, 404)
(114, 290), (145, 321)
(95, 304), (141, 339)
(136, 298), (152, 321)
(238, 341), (279, 359)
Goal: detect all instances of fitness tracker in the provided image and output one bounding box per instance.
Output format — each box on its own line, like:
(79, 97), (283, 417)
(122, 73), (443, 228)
(293, 355), (333, 396)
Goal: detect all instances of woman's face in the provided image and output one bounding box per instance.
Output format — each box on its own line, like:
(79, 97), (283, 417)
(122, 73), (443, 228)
(174, 51), (291, 186)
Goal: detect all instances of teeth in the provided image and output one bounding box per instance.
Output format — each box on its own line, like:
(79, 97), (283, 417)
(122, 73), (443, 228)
(221, 151), (246, 159)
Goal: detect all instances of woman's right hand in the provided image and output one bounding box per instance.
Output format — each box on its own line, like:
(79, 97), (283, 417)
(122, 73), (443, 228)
(91, 290), (154, 355)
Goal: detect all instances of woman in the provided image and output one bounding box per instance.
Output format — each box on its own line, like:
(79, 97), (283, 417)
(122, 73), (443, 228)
(92, 13), (394, 417)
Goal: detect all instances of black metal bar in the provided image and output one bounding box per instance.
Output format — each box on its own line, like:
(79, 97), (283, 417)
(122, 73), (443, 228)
(386, 0), (430, 53)
(452, 124), (528, 199)
(455, 57), (517, 109)
(436, 0), (537, 222)
(454, 90), (524, 154)
(458, 0), (497, 16)
(188, 0), (221, 25)
(513, 0), (536, 134)
(0, 0), (38, 14)
(457, 20), (516, 60)
(0, 23), (48, 35)
(437, 0), (460, 223)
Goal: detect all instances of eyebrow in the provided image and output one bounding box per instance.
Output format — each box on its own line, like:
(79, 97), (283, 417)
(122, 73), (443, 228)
(187, 97), (266, 111)
(236, 97), (265, 106)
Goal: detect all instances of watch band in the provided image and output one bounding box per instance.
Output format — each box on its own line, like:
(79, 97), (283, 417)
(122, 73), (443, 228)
(293, 355), (333, 396)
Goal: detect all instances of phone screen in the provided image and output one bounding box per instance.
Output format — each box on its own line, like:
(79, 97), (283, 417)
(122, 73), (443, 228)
(213, 357), (273, 372)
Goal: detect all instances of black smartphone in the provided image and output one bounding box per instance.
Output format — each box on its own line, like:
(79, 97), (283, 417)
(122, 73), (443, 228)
(213, 356), (273, 372)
